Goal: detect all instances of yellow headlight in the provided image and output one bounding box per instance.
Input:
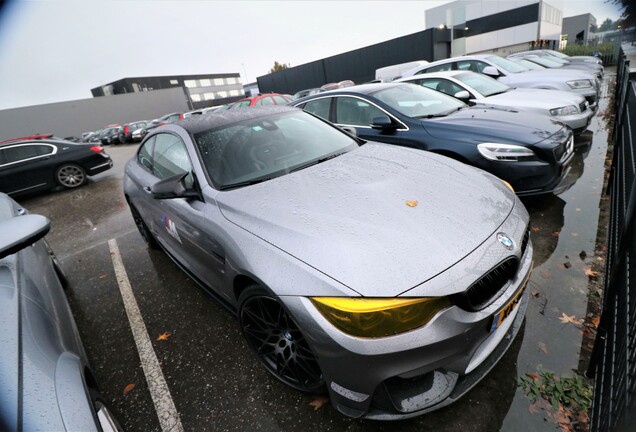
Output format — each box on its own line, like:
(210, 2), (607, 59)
(310, 297), (452, 338)
(502, 180), (515, 192)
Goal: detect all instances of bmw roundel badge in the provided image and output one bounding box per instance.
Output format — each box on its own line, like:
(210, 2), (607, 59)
(497, 233), (514, 250)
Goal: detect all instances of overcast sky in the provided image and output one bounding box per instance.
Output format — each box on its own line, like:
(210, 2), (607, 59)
(0, 0), (624, 111)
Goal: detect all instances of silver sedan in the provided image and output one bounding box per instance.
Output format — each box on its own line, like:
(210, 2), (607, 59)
(123, 106), (533, 419)
(396, 70), (594, 135)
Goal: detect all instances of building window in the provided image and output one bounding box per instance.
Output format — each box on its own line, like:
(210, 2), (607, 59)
(214, 78), (224, 86)
(184, 80), (197, 88)
(199, 79), (211, 87)
(217, 91), (228, 98)
(170, 79), (179, 85)
(229, 89), (240, 96)
(191, 94), (201, 102)
(204, 93), (215, 100)
(226, 77), (237, 85)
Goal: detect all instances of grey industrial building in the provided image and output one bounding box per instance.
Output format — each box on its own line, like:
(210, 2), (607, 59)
(562, 13), (597, 46)
(91, 73), (245, 110)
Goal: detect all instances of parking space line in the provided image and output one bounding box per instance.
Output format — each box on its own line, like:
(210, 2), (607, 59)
(108, 239), (184, 432)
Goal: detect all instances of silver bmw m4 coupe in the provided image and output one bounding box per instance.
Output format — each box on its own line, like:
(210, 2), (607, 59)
(123, 106), (532, 419)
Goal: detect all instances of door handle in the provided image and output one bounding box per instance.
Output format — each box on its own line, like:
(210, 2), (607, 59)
(143, 186), (152, 194)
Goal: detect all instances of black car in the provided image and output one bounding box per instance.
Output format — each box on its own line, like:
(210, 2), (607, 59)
(97, 127), (121, 145)
(0, 138), (113, 197)
(0, 193), (121, 431)
(292, 83), (574, 196)
(118, 120), (148, 144)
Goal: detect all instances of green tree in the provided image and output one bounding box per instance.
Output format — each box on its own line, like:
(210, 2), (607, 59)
(613, 0), (634, 27)
(598, 18), (616, 32)
(269, 61), (290, 74)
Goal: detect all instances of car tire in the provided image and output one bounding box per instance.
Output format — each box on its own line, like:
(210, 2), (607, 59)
(55, 164), (87, 189)
(238, 285), (324, 393)
(129, 204), (159, 249)
(89, 388), (124, 432)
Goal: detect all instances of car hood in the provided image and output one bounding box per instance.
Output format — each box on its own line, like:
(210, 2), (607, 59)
(217, 143), (515, 297)
(478, 88), (585, 110)
(424, 106), (564, 144)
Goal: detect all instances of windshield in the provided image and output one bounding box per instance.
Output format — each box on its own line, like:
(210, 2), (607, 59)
(371, 84), (465, 118)
(194, 111), (358, 189)
(527, 56), (563, 68)
(486, 56), (529, 74)
(541, 56), (568, 65)
(512, 59), (545, 70)
(454, 72), (510, 97)
(546, 50), (569, 59)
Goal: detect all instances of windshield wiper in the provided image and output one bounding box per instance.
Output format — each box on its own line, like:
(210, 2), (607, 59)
(219, 176), (276, 190)
(289, 151), (348, 173)
(415, 106), (465, 119)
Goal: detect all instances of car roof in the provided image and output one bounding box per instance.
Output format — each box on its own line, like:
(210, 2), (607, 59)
(171, 106), (301, 135)
(0, 138), (77, 148)
(398, 70), (465, 81)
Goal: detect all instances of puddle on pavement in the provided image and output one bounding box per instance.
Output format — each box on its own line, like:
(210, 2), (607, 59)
(500, 88), (611, 430)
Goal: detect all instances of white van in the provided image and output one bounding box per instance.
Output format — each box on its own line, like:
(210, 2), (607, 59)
(374, 60), (429, 82)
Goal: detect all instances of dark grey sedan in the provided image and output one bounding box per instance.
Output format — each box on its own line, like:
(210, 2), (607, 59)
(0, 193), (120, 431)
(124, 107), (532, 419)
(292, 83), (574, 196)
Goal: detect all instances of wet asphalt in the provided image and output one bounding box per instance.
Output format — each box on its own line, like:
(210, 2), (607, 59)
(18, 79), (612, 431)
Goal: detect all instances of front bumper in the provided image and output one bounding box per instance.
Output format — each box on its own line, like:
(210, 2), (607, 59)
(282, 217), (532, 419)
(555, 109), (593, 135)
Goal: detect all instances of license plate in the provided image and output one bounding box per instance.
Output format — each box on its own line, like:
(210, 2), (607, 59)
(489, 278), (528, 333)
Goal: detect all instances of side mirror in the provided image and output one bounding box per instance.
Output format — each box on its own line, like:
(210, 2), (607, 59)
(454, 90), (471, 100)
(0, 214), (51, 260)
(482, 66), (500, 77)
(370, 116), (396, 130)
(338, 125), (358, 137)
(151, 172), (200, 200)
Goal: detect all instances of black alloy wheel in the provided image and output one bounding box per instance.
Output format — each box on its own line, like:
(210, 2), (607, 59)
(128, 204), (159, 249)
(239, 286), (324, 393)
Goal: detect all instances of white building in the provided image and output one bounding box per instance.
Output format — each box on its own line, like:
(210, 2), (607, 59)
(424, 0), (564, 57)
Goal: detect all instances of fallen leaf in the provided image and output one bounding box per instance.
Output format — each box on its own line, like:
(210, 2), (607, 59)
(157, 332), (171, 341)
(538, 342), (548, 354)
(123, 383), (136, 395)
(309, 395), (329, 411)
(579, 251), (587, 260)
(531, 226), (541, 232)
(405, 200), (418, 207)
(584, 268), (600, 279)
(551, 231), (561, 237)
(540, 270), (552, 279)
(99, 273), (107, 279)
(563, 262), (571, 269)
(571, 232), (579, 237)
(531, 289), (541, 298)
(559, 312), (580, 325)
(591, 315), (600, 328)
(526, 373), (540, 381)
(576, 208), (581, 212)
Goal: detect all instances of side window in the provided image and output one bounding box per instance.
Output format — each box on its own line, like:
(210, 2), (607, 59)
(335, 97), (385, 127)
(138, 136), (155, 172)
(418, 63), (452, 74)
(303, 98), (331, 120)
(1, 145), (45, 164)
(456, 60), (488, 73)
(272, 96), (289, 105)
(152, 133), (194, 188)
(412, 79), (439, 90)
(260, 97), (275, 106)
(432, 79), (465, 97)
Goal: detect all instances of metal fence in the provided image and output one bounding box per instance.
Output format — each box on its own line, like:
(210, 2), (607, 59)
(588, 48), (636, 432)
